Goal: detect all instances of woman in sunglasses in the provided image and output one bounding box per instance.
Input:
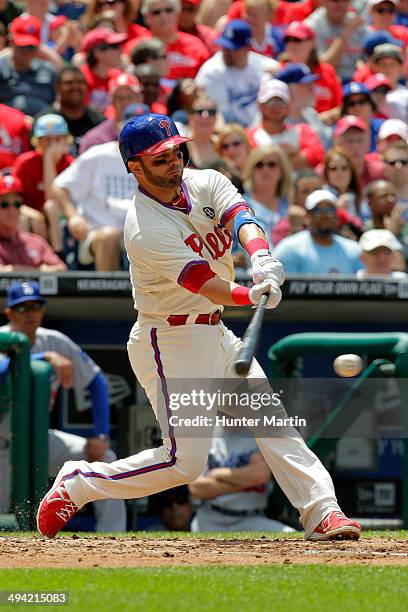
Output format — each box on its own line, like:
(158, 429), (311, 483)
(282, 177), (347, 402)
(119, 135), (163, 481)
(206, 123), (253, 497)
(368, 0), (408, 47)
(186, 95), (220, 168)
(281, 21), (342, 114)
(215, 124), (251, 179)
(242, 145), (292, 247)
(323, 147), (363, 216)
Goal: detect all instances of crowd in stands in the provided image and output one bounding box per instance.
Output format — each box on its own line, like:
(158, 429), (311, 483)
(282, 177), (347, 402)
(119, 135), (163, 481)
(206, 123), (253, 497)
(0, 0), (408, 276)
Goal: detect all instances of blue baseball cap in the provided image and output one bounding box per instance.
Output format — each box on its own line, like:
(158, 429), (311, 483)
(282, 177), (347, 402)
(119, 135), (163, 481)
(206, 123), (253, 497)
(215, 20), (252, 50)
(362, 30), (402, 56)
(343, 82), (370, 98)
(33, 113), (69, 138)
(275, 63), (319, 85)
(5, 281), (45, 309)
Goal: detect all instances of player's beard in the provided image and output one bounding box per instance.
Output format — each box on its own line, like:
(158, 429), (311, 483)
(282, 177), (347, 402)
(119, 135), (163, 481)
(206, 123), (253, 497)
(139, 159), (183, 189)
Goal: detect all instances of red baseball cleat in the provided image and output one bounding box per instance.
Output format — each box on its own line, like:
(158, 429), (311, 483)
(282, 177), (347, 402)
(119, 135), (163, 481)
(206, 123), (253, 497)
(307, 511), (361, 541)
(37, 480), (78, 538)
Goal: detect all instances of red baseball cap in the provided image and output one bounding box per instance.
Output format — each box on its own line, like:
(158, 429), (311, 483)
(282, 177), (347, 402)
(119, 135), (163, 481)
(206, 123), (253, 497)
(182, 0), (201, 5)
(9, 15), (41, 47)
(364, 73), (392, 92)
(50, 15), (68, 31)
(109, 73), (142, 95)
(284, 21), (315, 42)
(81, 28), (128, 53)
(335, 115), (368, 137)
(0, 175), (23, 196)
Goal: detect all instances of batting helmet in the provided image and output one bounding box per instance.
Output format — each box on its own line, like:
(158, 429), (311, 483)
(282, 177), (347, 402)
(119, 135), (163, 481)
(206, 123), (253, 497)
(119, 113), (191, 172)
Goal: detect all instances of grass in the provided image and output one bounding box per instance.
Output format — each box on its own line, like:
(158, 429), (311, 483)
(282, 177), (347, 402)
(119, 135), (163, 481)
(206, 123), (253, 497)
(1, 566), (408, 612)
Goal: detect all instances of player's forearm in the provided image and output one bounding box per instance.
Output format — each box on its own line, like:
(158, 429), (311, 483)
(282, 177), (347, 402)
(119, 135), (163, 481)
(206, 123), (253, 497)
(212, 465), (270, 488)
(188, 476), (247, 500)
(49, 184), (77, 219)
(198, 276), (251, 307)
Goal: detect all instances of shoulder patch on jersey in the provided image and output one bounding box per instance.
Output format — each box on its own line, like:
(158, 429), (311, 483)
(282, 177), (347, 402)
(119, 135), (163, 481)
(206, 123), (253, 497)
(203, 207), (215, 219)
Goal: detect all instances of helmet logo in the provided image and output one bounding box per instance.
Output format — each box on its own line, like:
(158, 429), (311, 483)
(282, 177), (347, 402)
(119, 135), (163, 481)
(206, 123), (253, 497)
(159, 119), (172, 137)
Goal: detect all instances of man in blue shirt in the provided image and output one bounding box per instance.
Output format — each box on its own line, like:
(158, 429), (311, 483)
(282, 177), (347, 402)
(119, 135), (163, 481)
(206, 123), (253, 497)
(272, 189), (362, 274)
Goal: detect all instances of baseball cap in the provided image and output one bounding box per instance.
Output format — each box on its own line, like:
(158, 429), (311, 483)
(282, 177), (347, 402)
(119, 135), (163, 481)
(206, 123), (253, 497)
(33, 114), (69, 138)
(5, 281), (45, 309)
(122, 102), (150, 121)
(284, 21), (315, 42)
(378, 118), (408, 142)
(215, 20), (252, 50)
(305, 189), (337, 211)
(335, 115), (368, 137)
(9, 15), (41, 47)
(109, 73), (142, 95)
(275, 63), (318, 85)
(0, 175), (23, 196)
(369, 0), (398, 7)
(359, 229), (402, 252)
(362, 31), (402, 56)
(343, 82), (370, 99)
(257, 78), (290, 104)
(50, 15), (68, 31)
(81, 28), (128, 53)
(372, 43), (403, 63)
(364, 73), (392, 92)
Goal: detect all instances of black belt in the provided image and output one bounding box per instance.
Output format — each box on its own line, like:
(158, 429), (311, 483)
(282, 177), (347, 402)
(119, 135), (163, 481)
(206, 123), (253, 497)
(209, 504), (264, 517)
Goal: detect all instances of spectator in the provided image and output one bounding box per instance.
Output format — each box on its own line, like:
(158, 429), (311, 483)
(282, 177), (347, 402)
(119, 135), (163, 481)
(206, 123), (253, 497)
(377, 118), (408, 152)
(50, 141), (136, 271)
(364, 73), (393, 119)
(272, 189), (362, 274)
(189, 423), (294, 533)
(0, 175), (66, 272)
(79, 73), (143, 153)
(214, 123), (251, 178)
(358, 228), (407, 277)
(352, 30), (403, 83)
(0, 103), (31, 173)
(369, 44), (408, 121)
(323, 147), (363, 216)
(0, 15), (57, 116)
(368, 0), (408, 48)
(305, 0), (368, 83)
(248, 79), (324, 170)
(148, 485), (192, 530)
(186, 94), (219, 168)
(275, 62), (333, 149)
(80, 28), (127, 113)
(131, 63), (167, 113)
(242, 0), (282, 59)
(0, 280), (127, 532)
(0, 0), (21, 28)
(129, 37), (170, 80)
(83, 0), (149, 41)
(195, 20), (278, 126)
(35, 65), (106, 156)
(166, 76), (202, 118)
(383, 143), (408, 203)
(14, 114), (74, 253)
(397, 0), (408, 26)
(178, 0), (218, 55)
(281, 21), (342, 114)
(271, 169), (323, 245)
(47, 15), (82, 62)
(341, 82), (384, 152)
(333, 115), (385, 186)
(243, 144), (292, 248)
(125, 0), (210, 81)
(22, 0), (57, 44)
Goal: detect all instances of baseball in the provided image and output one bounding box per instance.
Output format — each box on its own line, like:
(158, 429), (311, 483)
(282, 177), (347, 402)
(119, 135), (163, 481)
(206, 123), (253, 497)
(333, 354), (364, 377)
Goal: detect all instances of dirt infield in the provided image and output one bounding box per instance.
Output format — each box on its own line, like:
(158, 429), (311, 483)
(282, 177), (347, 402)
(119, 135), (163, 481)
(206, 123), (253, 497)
(1, 535), (408, 568)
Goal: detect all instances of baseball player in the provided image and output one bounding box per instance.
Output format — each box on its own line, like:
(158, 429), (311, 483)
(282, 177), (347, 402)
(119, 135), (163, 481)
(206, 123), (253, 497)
(1, 281), (126, 531)
(37, 114), (361, 541)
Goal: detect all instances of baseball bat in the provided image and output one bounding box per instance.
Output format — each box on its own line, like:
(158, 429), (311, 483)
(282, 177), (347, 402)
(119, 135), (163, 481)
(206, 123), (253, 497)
(234, 293), (269, 377)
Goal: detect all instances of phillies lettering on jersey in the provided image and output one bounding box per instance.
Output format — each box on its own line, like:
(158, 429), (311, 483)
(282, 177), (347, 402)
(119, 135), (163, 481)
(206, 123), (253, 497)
(184, 225), (233, 261)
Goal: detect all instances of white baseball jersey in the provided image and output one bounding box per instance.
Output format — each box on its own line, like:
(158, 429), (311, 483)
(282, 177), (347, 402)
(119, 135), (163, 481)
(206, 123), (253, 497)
(124, 168), (245, 322)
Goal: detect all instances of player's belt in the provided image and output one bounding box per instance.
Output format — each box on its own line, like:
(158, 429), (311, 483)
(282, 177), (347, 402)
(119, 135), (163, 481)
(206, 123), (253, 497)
(209, 504), (264, 517)
(167, 309), (222, 327)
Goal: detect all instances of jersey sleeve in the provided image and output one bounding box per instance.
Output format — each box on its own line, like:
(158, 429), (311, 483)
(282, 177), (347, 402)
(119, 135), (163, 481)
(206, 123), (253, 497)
(206, 170), (247, 227)
(128, 228), (216, 293)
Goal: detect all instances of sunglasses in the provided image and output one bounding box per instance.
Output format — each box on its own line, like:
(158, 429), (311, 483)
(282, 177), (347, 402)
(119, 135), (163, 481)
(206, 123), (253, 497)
(384, 159), (408, 166)
(220, 140), (243, 150)
(11, 302), (44, 314)
(191, 108), (217, 117)
(346, 97), (370, 107)
(255, 160), (279, 169)
(98, 42), (121, 51)
(263, 98), (287, 107)
(150, 7), (174, 15)
(0, 200), (22, 209)
(374, 6), (395, 13)
(311, 206), (337, 216)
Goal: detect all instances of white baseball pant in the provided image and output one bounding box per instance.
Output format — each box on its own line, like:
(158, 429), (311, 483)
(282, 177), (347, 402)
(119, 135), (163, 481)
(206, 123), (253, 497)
(59, 321), (341, 538)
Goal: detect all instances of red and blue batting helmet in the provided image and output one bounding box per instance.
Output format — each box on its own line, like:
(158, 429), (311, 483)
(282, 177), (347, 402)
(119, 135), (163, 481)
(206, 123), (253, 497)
(119, 113), (191, 172)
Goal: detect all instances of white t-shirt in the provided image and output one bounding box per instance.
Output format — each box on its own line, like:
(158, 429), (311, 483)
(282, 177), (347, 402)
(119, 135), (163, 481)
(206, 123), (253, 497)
(54, 141), (137, 231)
(124, 168), (245, 321)
(385, 87), (408, 122)
(195, 51), (278, 127)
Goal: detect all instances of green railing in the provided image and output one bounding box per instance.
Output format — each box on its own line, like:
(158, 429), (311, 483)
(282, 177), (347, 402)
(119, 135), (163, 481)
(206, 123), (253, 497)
(268, 332), (408, 528)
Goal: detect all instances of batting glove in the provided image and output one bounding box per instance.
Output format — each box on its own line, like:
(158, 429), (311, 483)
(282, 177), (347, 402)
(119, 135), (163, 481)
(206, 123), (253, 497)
(251, 250), (285, 286)
(249, 279), (282, 309)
